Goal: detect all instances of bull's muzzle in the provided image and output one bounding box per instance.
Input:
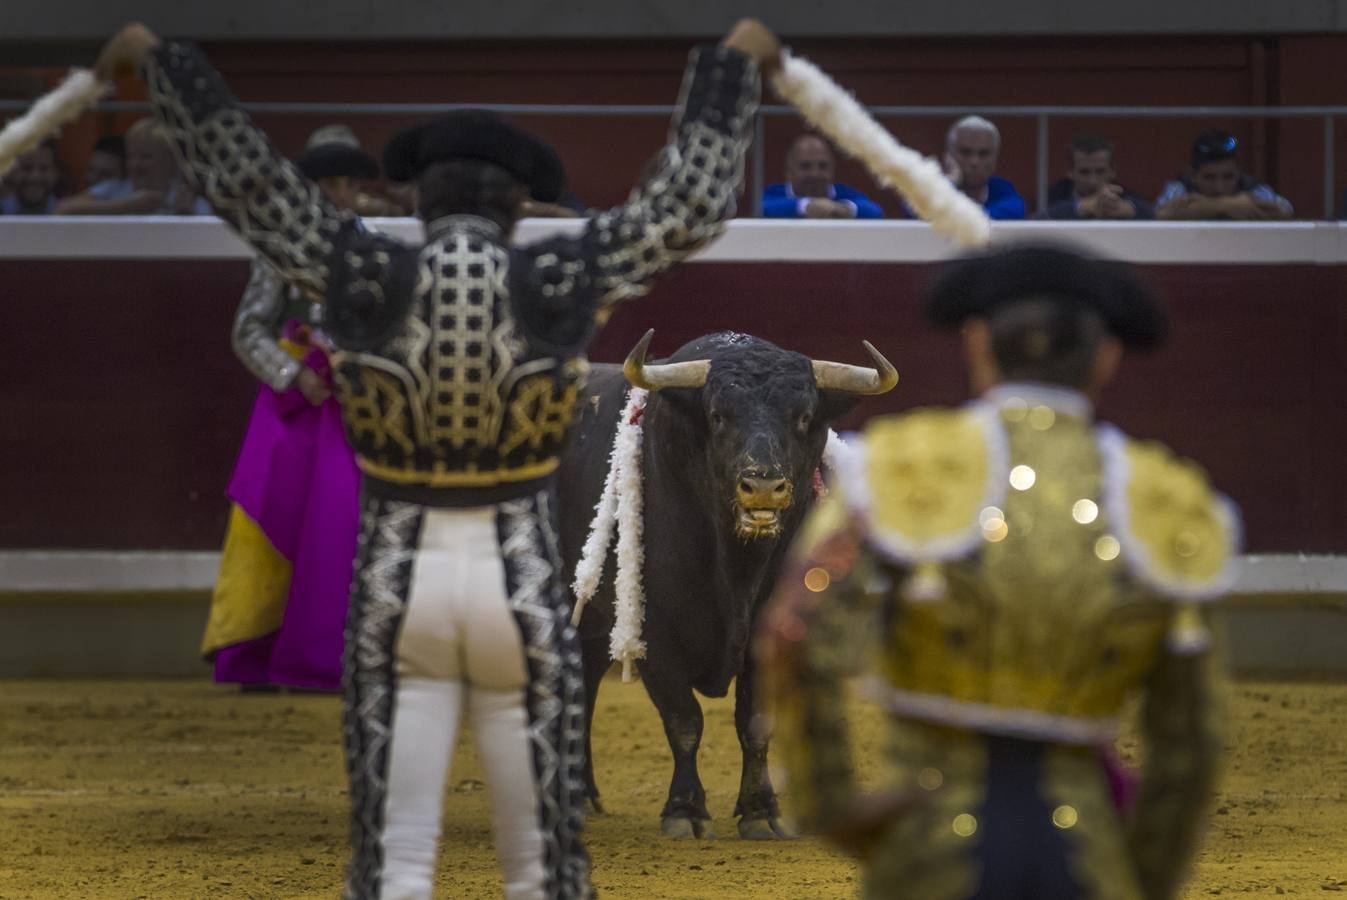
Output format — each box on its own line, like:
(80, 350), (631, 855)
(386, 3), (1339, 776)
(735, 473), (793, 539)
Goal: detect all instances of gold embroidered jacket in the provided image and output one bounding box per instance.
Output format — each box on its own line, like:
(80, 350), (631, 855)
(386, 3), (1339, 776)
(144, 41), (760, 505)
(761, 384), (1238, 899)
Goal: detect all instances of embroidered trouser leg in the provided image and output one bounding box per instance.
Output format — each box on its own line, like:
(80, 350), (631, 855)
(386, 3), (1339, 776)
(495, 491), (592, 899)
(342, 491), (591, 900)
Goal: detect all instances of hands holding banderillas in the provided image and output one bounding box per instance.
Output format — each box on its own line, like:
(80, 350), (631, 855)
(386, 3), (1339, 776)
(94, 23), (161, 82)
(722, 19), (784, 76)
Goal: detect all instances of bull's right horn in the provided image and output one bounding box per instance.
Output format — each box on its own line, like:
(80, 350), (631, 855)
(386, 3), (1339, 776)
(622, 329), (711, 391)
(811, 341), (899, 395)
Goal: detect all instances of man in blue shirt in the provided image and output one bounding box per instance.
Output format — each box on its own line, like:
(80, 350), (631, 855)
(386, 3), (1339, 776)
(944, 116), (1025, 220)
(762, 133), (884, 218)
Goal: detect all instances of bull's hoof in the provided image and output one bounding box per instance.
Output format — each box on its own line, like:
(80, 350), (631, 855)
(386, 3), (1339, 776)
(661, 815), (716, 839)
(584, 796), (607, 816)
(737, 816), (798, 841)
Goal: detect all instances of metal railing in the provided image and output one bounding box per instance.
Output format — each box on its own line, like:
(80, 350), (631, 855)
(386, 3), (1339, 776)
(4, 98), (1341, 218)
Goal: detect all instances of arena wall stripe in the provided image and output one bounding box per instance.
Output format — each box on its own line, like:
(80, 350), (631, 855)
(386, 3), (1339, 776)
(1, 218), (1345, 264)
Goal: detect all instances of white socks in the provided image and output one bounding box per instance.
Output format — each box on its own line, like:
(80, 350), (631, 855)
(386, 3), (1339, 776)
(381, 678), (461, 900)
(380, 679), (545, 900)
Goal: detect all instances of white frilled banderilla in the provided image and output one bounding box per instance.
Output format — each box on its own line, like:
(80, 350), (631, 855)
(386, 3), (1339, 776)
(0, 70), (104, 177)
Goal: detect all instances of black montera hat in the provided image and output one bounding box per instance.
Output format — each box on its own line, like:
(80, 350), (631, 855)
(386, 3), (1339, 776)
(294, 124), (380, 181)
(382, 110), (566, 202)
(925, 243), (1167, 351)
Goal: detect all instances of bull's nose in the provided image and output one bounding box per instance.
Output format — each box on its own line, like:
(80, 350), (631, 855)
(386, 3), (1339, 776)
(736, 474), (792, 509)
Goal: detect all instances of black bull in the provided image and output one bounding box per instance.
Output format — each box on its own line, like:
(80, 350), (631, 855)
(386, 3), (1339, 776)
(558, 331), (896, 839)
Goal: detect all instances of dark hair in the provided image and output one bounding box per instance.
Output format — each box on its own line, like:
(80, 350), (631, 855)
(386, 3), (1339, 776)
(1069, 135), (1114, 161)
(987, 298), (1108, 387)
(416, 158), (524, 231)
(787, 132), (835, 161)
(92, 135), (126, 160)
(23, 138), (59, 163)
(1192, 129), (1238, 168)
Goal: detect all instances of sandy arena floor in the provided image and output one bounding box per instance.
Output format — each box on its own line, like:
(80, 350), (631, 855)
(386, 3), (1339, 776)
(0, 676), (1344, 898)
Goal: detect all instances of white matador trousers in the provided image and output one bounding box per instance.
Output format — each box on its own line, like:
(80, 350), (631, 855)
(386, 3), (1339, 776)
(341, 490), (590, 900)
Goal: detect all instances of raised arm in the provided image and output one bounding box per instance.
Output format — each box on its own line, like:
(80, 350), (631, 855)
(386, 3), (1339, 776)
(232, 259), (302, 391)
(516, 20), (776, 316)
(96, 24), (363, 298)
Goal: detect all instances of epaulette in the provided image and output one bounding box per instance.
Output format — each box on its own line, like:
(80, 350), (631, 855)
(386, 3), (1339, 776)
(835, 405), (1007, 567)
(1098, 425), (1242, 602)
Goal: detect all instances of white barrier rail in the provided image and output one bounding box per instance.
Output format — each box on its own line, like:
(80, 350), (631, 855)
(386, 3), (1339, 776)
(3, 218), (1347, 264)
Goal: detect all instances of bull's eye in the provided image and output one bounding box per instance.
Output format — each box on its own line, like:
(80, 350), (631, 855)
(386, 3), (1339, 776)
(797, 412), (812, 433)
(710, 411), (724, 429)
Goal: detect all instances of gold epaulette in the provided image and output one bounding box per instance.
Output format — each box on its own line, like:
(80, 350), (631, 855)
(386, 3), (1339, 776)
(835, 406), (1007, 566)
(1098, 425), (1242, 602)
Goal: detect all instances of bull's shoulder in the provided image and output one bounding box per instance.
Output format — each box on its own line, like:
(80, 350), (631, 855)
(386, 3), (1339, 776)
(1097, 425), (1241, 599)
(834, 406), (1003, 564)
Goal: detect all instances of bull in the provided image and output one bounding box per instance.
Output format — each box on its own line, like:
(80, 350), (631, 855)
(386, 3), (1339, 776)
(558, 330), (896, 839)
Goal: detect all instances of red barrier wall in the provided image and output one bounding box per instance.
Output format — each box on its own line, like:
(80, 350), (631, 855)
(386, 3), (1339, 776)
(2, 258), (1342, 553)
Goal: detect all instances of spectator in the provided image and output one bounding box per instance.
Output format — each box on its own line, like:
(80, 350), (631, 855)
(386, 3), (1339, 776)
(944, 115), (1025, 220)
(1043, 135), (1154, 219)
(84, 135), (127, 191)
(761, 133), (883, 219)
(292, 123), (376, 211)
(56, 117), (211, 214)
(0, 140), (60, 214)
(1156, 129), (1292, 220)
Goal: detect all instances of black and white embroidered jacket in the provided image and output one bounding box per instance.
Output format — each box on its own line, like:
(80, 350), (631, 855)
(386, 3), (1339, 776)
(145, 41), (759, 506)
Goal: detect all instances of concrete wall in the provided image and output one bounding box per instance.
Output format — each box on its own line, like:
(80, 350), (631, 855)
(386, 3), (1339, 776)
(3, 592), (1343, 678)
(2, 0), (1347, 41)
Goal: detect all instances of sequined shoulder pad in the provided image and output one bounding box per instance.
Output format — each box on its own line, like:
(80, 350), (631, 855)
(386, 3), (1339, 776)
(835, 405), (1008, 564)
(1097, 425), (1242, 600)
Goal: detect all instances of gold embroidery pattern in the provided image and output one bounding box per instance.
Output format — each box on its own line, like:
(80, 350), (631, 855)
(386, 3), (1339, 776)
(1040, 746), (1144, 900)
(499, 375), (583, 457)
(1112, 434), (1238, 596)
(334, 363), (418, 458)
(863, 409), (993, 546)
(861, 722), (985, 899)
(878, 410), (1171, 726)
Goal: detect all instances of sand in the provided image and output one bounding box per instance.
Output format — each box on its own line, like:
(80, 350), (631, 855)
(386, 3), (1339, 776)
(1, 676), (1344, 898)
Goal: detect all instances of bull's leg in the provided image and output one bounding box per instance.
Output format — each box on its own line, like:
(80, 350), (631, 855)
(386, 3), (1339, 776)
(579, 635), (610, 814)
(640, 667), (714, 839)
(732, 661), (795, 840)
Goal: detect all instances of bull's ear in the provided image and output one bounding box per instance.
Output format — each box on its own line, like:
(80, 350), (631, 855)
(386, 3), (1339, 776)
(816, 390), (863, 425)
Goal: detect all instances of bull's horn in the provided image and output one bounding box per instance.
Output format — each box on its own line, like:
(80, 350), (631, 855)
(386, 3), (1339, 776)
(622, 329), (710, 391)
(811, 341), (899, 395)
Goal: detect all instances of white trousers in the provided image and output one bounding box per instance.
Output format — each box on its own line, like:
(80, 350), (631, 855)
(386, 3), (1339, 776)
(380, 507), (546, 900)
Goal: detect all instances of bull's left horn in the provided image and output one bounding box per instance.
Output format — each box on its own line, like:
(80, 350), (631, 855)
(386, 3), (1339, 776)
(622, 329), (711, 391)
(811, 341), (899, 395)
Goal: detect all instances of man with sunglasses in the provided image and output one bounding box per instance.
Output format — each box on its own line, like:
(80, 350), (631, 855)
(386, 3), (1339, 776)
(1156, 129), (1292, 220)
